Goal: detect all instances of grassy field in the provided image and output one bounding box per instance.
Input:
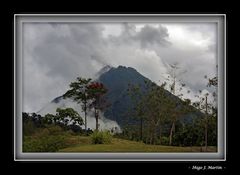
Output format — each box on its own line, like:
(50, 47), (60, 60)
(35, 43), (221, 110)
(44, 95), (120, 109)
(59, 136), (217, 152)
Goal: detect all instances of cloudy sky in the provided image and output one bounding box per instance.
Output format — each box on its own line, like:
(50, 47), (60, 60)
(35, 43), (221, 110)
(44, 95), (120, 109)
(22, 22), (217, 112)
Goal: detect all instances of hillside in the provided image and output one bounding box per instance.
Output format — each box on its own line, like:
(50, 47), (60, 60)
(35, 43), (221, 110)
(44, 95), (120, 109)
(98, 65), (201, 127)
(98, 66), (150, 126)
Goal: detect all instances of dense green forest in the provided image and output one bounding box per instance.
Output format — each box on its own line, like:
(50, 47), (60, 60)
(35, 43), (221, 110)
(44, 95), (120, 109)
(22, 75), (217, 152)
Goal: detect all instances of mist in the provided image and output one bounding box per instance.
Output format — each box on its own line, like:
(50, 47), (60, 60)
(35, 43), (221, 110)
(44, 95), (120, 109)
(38, 97), (121, 132)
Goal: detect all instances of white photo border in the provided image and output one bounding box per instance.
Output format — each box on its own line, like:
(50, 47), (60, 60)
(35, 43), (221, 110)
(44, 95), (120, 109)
(14, 14), (226, 161)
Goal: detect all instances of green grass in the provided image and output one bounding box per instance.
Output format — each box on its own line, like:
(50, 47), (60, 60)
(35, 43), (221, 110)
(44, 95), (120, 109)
(59, 136), (217, 152)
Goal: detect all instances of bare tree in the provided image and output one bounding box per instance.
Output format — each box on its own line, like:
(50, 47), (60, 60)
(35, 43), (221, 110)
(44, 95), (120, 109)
(167, 62), (187, 145)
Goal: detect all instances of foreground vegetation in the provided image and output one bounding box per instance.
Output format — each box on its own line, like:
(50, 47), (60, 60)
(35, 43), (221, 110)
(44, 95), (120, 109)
(23, 123), (216, 152)
(23, 125), (80, 152)
(60, 136), (217, 152)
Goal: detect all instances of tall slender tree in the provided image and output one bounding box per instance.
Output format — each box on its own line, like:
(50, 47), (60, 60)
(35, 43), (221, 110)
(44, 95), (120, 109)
(204, 75), (218, 151)
(63, 77), (92, 132)
(127, 83), (147, 141)
(87, 82), (108, 131)
(167, 63), (187, 145)
(192, 75), (218, 151)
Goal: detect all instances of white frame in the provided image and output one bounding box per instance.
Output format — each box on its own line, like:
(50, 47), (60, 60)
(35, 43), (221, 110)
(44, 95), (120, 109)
(14, 14), (226, 161)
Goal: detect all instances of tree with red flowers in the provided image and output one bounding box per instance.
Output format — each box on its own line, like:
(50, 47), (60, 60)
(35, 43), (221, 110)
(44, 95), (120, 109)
(87, 82), (108, 131)
(63, 77), (92, 132)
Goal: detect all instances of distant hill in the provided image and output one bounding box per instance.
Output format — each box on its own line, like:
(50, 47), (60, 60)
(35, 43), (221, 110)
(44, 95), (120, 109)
(97, 66), (150, 126)
(98, 65), (202, 127)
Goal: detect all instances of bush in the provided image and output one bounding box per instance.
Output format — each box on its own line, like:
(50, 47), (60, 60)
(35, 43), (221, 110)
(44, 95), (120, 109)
(23, 125), (69, 152)
(160, 136), (169, 145)
(23, 121), (36, 136)
(47, 125), (63, 135)
(23, 135), (67, 152)
(90, 130), (112, 144)
(68, 124), (82, 133)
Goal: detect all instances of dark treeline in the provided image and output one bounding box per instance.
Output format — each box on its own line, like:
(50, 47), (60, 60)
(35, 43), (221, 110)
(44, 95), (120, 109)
(23, 108), (93, 136)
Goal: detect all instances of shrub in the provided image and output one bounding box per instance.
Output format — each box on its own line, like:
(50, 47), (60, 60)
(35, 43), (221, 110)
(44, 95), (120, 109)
(68, 124), (83, 133)
(47, 125), (63, 135)
(23, 135), (67, 152)
(23, 121), (36, 136)
(160, 136), (169, 145)
(23, 125), (69, 152)
(90, 130), (112, 144)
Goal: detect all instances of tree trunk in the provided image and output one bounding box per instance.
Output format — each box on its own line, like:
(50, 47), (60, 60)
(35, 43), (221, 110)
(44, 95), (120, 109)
(169, 120), (175, 146)
(95, 108), (99, 131)
(151, 133), (155, 145)
(84, 101), (87, 133)
(205, 122), (208, 151)
(205, 96), (208, 151)
(150, 133), (153, 145)
(140, 117), (143, 141)
(84, 110), (87, 132)
(152, 124), (156, 145)
(159, 123), (162, 145)
(149, 126), (154, 144)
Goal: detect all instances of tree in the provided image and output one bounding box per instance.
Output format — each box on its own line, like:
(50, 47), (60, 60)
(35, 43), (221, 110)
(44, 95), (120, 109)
(208, 76), (218, 87)
(43, 113), (56, 124)
(202, 75), (218, 151)
(22, 112), (36, 135)
(127, 81), (169, 144)
(192, 75), (218, 151)
(208, 76), (218, 145)
(144, 81), (169, 145)
(44, 108), (83, 129)
(56, 107), (83, 126)
(167, 63), (187, 145)
(63, 77), (92, 132)
(205, 75), (218, 150)
(87, 82), (108, 131)
(127, 83), (147, 141)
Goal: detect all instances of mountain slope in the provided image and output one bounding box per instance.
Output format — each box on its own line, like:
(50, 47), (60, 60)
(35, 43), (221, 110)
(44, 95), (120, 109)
(97, 66), (150, 125)
(97, 65), (201, 127)
(38, 65), (202, 131)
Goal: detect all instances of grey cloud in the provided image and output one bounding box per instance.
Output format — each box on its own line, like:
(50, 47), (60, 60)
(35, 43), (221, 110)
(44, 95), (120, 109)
(149, 23), (217, 92)
(23, 22), (217, 113)
(23, 23), (107, 112)
(135, 25), (171, 48)
(154, 46), (217, 92)
(90, 55), (110, 67)
(185, 23), (217, 38)
(117, 23), (171, 48)
(29, 23), (106, 79)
